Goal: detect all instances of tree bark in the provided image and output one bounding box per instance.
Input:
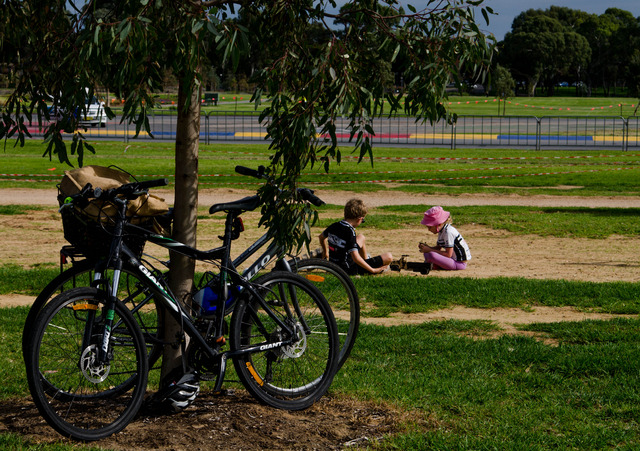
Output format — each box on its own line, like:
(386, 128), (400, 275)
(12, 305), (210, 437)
(160, 78), (201, 380)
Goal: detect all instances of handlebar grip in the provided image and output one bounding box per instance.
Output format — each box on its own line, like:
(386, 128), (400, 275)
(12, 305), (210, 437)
(235, 165), (266, 179)
(135, 178), (169, 190)
(298, 188), (325, 207)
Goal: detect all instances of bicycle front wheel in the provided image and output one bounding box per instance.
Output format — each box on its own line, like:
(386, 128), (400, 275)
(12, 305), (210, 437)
(26, 287), (148, 441)
(23, 260), (163, 368)
(289, 258), (360, 370)
(230, 271), (339, 411)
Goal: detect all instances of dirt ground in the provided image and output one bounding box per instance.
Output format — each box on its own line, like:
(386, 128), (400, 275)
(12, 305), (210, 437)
(1, 187), (639, 449)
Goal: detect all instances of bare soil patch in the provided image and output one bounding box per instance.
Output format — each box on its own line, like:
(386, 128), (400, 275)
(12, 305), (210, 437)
(0, 391), (417, 450)
(2, 188), (639, 449)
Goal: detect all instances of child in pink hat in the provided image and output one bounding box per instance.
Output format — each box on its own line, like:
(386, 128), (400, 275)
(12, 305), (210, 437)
(419, 206), (471, 271)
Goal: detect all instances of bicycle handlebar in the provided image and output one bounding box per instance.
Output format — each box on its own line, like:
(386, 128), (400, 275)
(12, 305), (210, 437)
(297, 188), (325, 207)
(234, 166), (325, 207)
(235, 165), (267, 179)
(60, 178), (168, 209)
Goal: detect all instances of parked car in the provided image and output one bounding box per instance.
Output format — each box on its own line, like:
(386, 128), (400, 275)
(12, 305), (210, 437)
(46, 90), (107, 128)
(468, 83), (485, 95)
(79, 94), (107, 127)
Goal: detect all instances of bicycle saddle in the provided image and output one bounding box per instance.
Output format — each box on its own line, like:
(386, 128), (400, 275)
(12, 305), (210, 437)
(209, 195), (261, 214)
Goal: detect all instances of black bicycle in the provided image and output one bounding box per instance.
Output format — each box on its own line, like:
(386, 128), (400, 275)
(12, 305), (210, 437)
(25, 178), (340, 441)
(23, 166), (359, 373)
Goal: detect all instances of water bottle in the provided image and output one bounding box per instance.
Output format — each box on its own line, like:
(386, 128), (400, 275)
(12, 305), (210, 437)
(193, 275), (235, 316)
(193, 285), (219, 316)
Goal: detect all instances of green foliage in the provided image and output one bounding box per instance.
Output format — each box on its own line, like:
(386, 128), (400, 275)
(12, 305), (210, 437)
(1, 0), (495, 255)
(497, 6), (640, 98)
(499, 9), (592, 96)
(246, 1), (494, 251)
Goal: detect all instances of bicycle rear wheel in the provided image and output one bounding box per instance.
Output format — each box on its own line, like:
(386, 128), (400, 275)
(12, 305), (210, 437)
(23, 260), (163, 368)
(26, 287), (148, 441)
(289, 258), (359, 370)
(230, 271), (339, 410)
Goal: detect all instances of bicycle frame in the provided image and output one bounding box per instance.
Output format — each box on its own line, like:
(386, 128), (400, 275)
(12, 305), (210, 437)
(91, 199), (302, 393)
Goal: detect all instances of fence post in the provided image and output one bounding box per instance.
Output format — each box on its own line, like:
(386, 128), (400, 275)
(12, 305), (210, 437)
(623, 117), (628, 151)
(205, 111), (209, 145)
(535, 117), (541, 151)
(451, 121), (456, 150)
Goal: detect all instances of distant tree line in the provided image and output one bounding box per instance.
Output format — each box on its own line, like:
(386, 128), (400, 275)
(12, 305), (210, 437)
(11, 4), (629, 100)
(496, 6), (640, 97)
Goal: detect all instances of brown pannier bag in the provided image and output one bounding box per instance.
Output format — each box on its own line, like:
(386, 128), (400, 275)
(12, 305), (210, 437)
(58, 165), (171, 260)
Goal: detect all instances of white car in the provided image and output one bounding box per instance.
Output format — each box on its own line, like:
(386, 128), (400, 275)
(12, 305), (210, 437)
(47, 91), (108, 128)
(79, 95), (107, 128)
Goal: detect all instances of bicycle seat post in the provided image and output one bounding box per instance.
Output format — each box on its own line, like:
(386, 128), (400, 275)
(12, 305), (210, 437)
(212, 209), (238, 339)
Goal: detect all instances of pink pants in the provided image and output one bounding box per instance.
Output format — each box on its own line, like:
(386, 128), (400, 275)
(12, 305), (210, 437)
(424, 252), (467, 270)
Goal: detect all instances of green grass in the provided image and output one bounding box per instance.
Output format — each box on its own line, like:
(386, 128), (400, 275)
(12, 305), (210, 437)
(0, 205), (49, 215)
(445, 95), (639, 117)
(194, 94), (640, 118)
(517, 317), (640, 344)
(1, 141), (640, 197)
(332, 319), (640, 449)
(105, 94), (640, 117)
(351, 276), (640, 315)
(4, 264), (640, 314)
(4, 305), (640, 449)
(0, 265), (70, 296)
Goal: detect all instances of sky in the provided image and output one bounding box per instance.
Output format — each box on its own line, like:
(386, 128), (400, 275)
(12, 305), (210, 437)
(331, 1), (640, 41)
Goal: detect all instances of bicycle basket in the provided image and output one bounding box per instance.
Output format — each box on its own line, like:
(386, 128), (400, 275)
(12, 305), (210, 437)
(58, 165), (171, 261)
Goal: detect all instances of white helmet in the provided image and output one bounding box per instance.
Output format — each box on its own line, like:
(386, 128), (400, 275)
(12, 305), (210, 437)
(154, 370), (200, 414)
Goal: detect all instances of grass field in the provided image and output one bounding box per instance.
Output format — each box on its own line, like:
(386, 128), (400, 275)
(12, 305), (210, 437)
(1, 138), (640, 449)
(2, 141), (640, 197)
(183, 94), (640, 117)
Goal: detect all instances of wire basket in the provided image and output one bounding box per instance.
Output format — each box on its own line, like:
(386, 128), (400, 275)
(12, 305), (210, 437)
(59, 201), (151, 262)
(56, 165), (172, 262)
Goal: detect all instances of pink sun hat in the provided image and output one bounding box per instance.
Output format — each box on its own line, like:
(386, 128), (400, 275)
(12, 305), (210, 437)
(421, 206), (450, 226)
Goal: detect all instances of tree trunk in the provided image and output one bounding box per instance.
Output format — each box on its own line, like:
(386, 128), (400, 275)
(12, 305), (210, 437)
(160, 78), (201, 380)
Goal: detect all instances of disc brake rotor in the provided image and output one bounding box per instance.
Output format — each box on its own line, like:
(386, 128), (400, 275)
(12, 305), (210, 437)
(80, 344), (110, 383)
(282, 322), (307, 358)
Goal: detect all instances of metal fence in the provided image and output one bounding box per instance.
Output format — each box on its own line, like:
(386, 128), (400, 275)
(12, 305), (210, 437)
(25, 111), (640, 150)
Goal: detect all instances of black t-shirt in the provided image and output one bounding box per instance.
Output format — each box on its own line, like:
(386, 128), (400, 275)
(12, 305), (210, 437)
(322, 220), (358, 270)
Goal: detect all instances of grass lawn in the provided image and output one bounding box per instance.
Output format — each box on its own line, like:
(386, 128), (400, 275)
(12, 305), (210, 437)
(1, 141), (640, 197)
(190, 94), (640, 118)
(1, 137), (639, 448)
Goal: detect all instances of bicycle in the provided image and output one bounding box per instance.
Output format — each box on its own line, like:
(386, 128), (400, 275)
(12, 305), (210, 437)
(25, 178), (340, 441)
(23, 166), (359, 373)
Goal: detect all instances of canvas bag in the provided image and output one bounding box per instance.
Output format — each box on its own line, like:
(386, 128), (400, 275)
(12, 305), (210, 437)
(59, 165), (170, 231)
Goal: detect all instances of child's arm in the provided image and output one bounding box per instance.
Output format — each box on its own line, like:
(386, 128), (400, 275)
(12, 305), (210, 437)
(418, 242), (453, 258)
(318, 233), (330, 260)
(349, 250), (386, 274)
(418, 242), (435, 253)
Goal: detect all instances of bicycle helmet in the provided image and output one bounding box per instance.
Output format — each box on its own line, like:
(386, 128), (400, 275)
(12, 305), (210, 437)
(150, 368), (200, 414)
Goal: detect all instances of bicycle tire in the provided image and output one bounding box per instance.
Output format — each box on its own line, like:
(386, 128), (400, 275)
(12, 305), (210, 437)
(289, 258), (359, 370)
(26, 287), (148, 441)
(23, 259), (163, 368)
(230, 271), (339, 410)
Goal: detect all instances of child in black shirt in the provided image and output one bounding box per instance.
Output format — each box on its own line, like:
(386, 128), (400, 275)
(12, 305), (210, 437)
(319, 198), (392, 275)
